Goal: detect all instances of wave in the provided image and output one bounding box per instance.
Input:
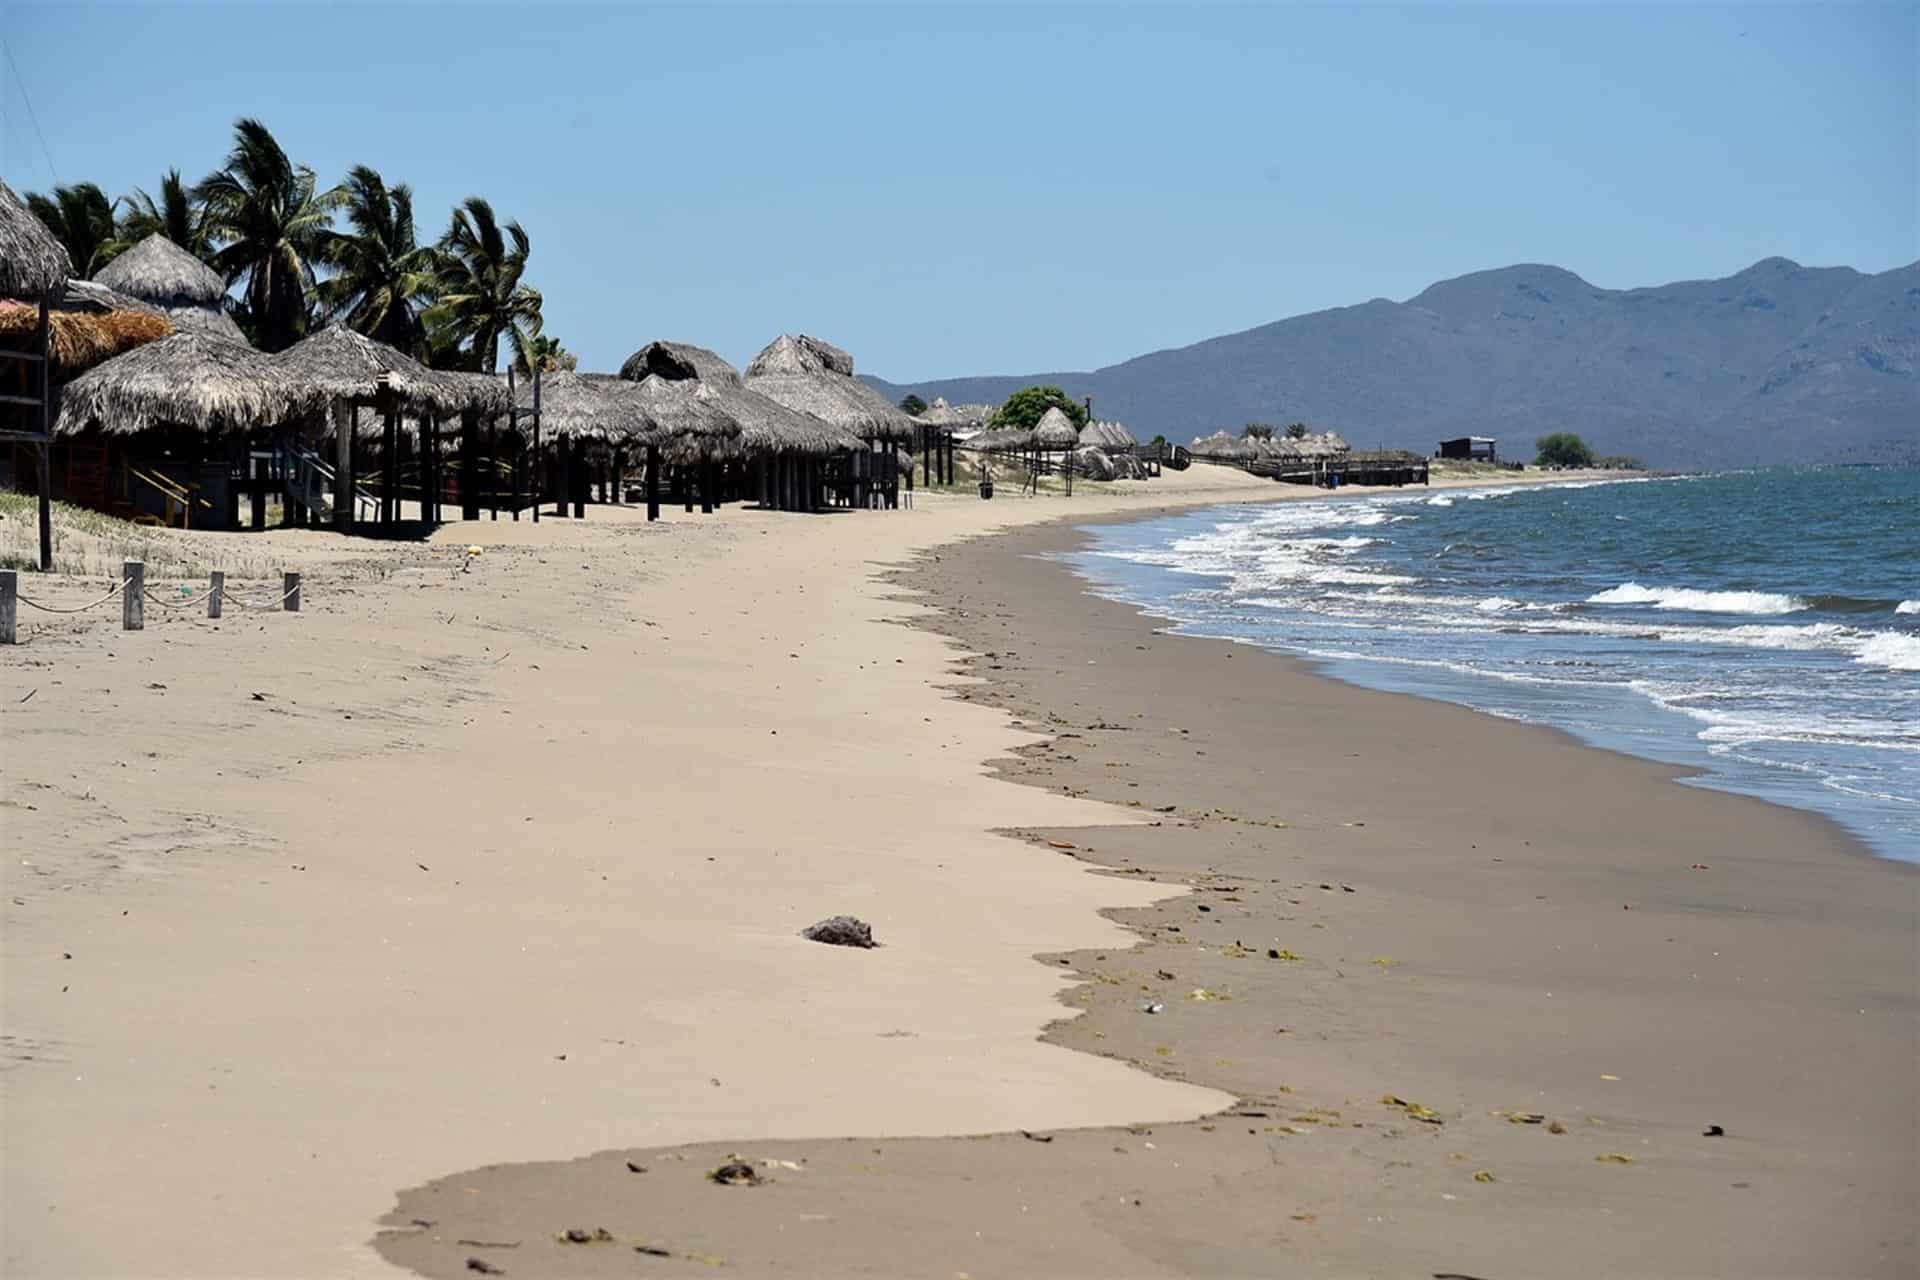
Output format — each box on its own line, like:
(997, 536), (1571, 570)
(1898, 600), (1919, 616)
(1425, 496), (1455, 507)
(1857, 632), (1920, 672)
(1588, 582), (1806, 615)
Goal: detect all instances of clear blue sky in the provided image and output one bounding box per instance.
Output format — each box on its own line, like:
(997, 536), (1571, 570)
(4, 2), (1913, 381)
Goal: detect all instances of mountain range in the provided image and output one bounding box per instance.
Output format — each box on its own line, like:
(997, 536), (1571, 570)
(864, 258), (1918, 469)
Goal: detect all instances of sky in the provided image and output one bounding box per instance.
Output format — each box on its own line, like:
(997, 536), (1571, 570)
(3, 2), (1914, 381)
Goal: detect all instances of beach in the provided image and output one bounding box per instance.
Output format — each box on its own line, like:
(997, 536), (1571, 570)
(3, 467), (1911, 1278)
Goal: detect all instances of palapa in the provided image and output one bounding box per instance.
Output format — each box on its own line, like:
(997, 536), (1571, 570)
(55, 330), (311, 437)
(272, 324), (468, 415)
(0, 178), (70, 301)
(1190, 430), (1258, 460)
(617, 341), (839, 457)
(1079, 419), (1137, 450)
(1032, 406), (1081, 449)
(742, 334), (916, 443)
(92, 234), (228, 309)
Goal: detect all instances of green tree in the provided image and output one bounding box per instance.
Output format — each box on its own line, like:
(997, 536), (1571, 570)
(428, 196), (543, 373)
(25, 182), (121, 276)
(517, 334), (577, 377)
(315, 166), (438, 353)
(1284, 422), (1308, 440)
(1534, 431), (1596, 468)
(899, 393), (927, 416)
(1240, 422), (1275, 441)
(196, 119), (344, 352)
(989, 385), (1087, 432)
(120, 169), (209, 257)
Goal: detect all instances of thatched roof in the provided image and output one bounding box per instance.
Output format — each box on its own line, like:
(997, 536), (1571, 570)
(91, 234), (227, 308)
(619, 340), (746, 388)
(59, 278), (162, 316)
(161, 304), (249, 346)
(55, 330), (310, 438)
(1033, 406), (1081, 448)
(616, 341), (842, 457)
(966, 425), (1033, 452)
(272, 324), (466, 415)
(1080, 419), (1136, 449)
(1069, 445), (1117, 480)
(512, 369), (621, 440)
(1190, 430), (1258, 460)
(437, 369), (513, 417)
(0, 178), (70, 301)
(0, 301), (173, 377)
(742, 334), (916, 443)
(1111, 451), (1147, 480)
(918, 399), (995, 430)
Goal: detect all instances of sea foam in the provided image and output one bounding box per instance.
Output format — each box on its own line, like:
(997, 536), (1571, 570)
(1897, 600), (1919, 616)
(1587, 582), (1806, 615)
(1857, 632), (1920, 672)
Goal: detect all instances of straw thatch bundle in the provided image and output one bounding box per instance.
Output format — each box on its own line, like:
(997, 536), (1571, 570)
(92, 234), (227, 309)
(1069, 445), (1118, 480)
(0, 301), (173, 377)
(1110, 451), (1147, 480)
(742, 334), (915, 443)
(59, 278), (162, 316)
(1079, 419), (1137, 450)
(1032, 406), (1081, 449)
(616, 341), (837, 457)
(160, 303), (249, 345)
(0, 178), (70, 301)
(966, 425), (1033, 452)
(55, 331), (311, 437)
(272, 324), (466, 415)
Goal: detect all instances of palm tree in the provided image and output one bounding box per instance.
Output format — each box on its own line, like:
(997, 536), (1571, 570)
(516, 333), (575, 377)
(195, 118), (342, 352)
(427, 196), (542, 373)
(120, 169), (208, 257)
(25, 182), (121, 276)
(315, 166), (437, 354)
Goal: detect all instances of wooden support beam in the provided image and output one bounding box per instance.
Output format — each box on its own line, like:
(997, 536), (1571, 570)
(283, 571), (301, 612)
(251, 455), (268, 530)
(646, 443), (660, 521)
(208, 571), (224, 620)
(0, 569), (15, 644)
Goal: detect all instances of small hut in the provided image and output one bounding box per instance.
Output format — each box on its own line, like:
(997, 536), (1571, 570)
(1079, 419), (1137, 451)
(1, 178), (77, 566)
(1190, 430), (1258, 464)
(53, 332), (313, 527)
(90, 233), (246, 345)
(743, 334), (917, 509)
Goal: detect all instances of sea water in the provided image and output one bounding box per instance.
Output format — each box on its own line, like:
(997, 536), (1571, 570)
(1069, 466), (1919, 861)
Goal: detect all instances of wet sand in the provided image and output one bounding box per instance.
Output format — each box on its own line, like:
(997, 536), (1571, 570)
(373, 516), (1917, 1278)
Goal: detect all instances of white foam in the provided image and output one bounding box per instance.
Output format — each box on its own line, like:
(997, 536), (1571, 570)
(1897, 600), (1919, 616)
(1425, 496), (1455, 507)
(1475, 596), (1524, 612)
(1857, 632), (1920, 672)
(1588, 582), (1807, 615)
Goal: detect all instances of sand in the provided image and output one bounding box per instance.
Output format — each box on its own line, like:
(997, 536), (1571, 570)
(9, 465), (1905, 1278)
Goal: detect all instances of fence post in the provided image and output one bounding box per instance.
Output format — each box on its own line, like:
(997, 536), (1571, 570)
(208, 570), (224, 620)
(123, 561), (144, 631)
(1, 569), (16, 645)
(283, 571), (301, 613)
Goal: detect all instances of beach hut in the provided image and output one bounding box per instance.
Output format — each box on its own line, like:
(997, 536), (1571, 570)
(743, 334), (916, 509)
(52, 331), (314, 528)
(273, 325), (489, 529)
(619, 340), (847, 513)
(1190, 430), (1258, 464)
(91, 233), (246, 346)
(1079, 419), (1137, 451)
(908, 397), (983, 486)
(1, 178), (75, 566)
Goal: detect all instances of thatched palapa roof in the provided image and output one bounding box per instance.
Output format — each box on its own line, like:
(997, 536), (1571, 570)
(0, 301), (173, 377)
(1079, 419), (1137, 450)
(742, 334), (916, 443)
(1033, 406), (1081, 449)
(92, 234), (227, 309)
(0, 178), (70, 301)
(618, 340), (845, 457)
(1190, 430), (1258, 460)
(273, 324), (482, 416)
(55, 331), (311, 437)
(918, 398), (996, 433)
(966, 425), (1033, 452)
(160, 303), (249, 345)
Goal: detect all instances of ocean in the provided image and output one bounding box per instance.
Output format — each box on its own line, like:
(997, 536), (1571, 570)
(1068, 466), (1920, 862)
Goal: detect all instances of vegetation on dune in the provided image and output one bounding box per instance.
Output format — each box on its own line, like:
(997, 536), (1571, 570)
(990, 385), (1087, 433)
(899, 393), (927, 416)
(22, 119), (548, 372)
(1534, 431), (1596, 468)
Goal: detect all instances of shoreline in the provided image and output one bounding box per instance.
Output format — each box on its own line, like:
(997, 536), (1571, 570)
(370, 500), (1915, 1278)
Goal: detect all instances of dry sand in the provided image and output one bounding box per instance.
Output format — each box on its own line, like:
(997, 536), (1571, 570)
(11, 464), (1899, 1279)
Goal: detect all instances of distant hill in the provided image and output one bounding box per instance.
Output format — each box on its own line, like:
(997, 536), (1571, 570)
(865, 258), (1918, 469)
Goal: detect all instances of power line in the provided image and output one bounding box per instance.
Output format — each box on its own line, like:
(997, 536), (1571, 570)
(1, 37), (59, 184)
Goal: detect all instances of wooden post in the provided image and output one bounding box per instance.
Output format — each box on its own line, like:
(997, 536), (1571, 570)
(332, 402), (353, 531)
(208, 570), (224, 620)
(33, 298), (52, 571)
(123, 560), (144, 631)
(487, 417), (500, 521)
(645, 443), (660, 521)
(572, 444), (586, 518)
(700, 459), (714, 514)
(251, 454), (268, 529)
(923, 426), (931, 488)
(460, 408), (480, 520)
(283, 571), (301, 612)
(0, 569), (15, 644)
(530, 367), (542, 524)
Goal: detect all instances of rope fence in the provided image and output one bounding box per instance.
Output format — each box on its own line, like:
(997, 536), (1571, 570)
(1, 562), (302, 644)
